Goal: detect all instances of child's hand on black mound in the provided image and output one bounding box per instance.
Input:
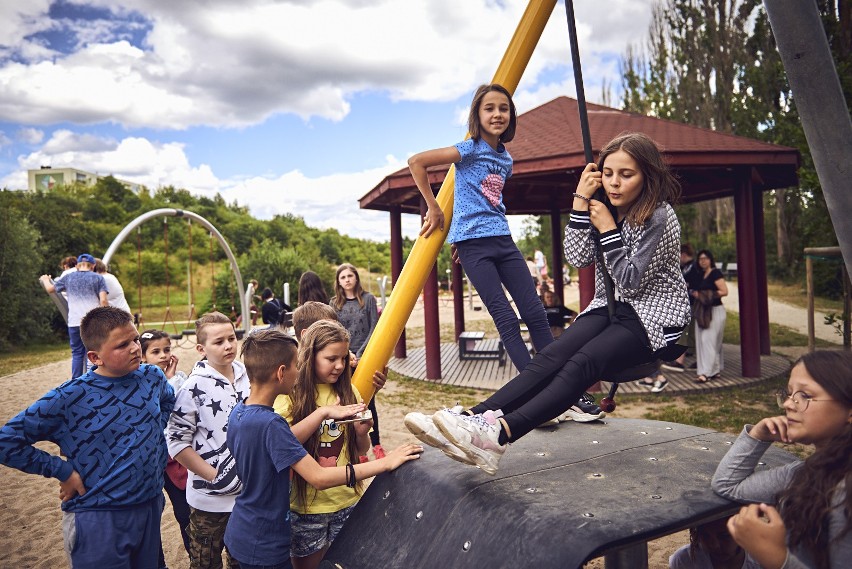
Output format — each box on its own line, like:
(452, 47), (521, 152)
(383, 443), (423, 471)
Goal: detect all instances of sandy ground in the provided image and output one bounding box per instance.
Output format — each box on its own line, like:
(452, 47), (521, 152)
(1, 295), (704, 569)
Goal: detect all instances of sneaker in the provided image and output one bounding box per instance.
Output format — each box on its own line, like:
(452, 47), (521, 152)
(433, 410), (506, 475)
(372, 444), (386, 460)
(536, 417), (560, 428)
(558, 393), (605, 422)
(660, 361), (686, 372)
(651, 378), (668, 393)
(634, 377), (655, 387)
(404, 409), (474, 465)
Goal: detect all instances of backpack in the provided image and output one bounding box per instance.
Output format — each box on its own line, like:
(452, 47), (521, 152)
(270, 298), (291, 324)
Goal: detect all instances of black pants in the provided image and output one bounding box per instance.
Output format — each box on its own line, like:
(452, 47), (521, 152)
(471, 304), (652, 441)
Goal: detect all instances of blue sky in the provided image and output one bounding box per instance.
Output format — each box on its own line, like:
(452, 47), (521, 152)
(0, 0), (651, 241)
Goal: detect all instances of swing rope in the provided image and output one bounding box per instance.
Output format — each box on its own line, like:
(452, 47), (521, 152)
(564, 0), (672, 411)
(209, 230), (217, 311)
(186, 219), (196, 324)
(136, 227), (143, 325)
(161, 218), (179, 336)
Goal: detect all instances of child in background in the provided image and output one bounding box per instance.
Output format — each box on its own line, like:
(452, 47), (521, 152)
(298, 271), (330, 305)
(140, 329), (191, 559)
(712, 350), (852, 569)
(225, 330), (421, 569)
(275, 320), (378, 569)
(668, 517), (760, 569)
(330, 263), (385, 459)
(0, 307), (175, 567)
(167, 312), (249, 569)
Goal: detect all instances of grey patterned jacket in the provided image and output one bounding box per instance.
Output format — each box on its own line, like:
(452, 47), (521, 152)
(564, 202), (691, 351)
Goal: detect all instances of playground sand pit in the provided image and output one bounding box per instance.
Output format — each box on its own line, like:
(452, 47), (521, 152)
(1, 336), (689, 568)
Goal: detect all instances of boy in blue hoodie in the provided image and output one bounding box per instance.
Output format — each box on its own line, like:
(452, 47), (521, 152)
(0, 306), (175, 567)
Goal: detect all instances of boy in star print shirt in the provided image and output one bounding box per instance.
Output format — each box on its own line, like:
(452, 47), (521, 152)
(167, 311), (250, 568)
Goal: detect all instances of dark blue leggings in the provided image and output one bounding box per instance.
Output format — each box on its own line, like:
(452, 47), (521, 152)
(456, 235), (554, 370)
(471, 305), (652, 441)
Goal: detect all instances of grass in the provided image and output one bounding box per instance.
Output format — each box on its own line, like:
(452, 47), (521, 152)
(722, 310), (834, 348)
(0, 342), (69, 376)
(766, 282), (844, 313)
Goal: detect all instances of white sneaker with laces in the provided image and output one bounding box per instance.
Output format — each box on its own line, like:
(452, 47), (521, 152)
(403, 407), (473, 465)
(433, 409), (506, 475)
(651, 377), (668, 393)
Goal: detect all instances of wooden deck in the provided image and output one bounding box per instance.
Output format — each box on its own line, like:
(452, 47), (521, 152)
(388, 342), (792, 395)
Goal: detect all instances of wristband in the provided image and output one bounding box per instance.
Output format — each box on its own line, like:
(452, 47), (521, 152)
(572, 192), (591, 203)
(346, 463), (357, 488)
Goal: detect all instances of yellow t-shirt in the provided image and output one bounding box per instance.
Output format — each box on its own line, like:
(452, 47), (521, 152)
(274, 383), (364, 514)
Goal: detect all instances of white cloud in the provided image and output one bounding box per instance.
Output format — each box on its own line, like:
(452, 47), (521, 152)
(3, 130), (416, 240)
(0, 0), (651, 129)
(16, 127), (44, 144)
(0, 131), (12, 147)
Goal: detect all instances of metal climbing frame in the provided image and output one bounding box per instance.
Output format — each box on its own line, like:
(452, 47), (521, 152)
(102, 208), (250, 336)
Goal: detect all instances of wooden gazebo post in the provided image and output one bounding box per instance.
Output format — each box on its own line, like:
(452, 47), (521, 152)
(389, 205), (406, 358)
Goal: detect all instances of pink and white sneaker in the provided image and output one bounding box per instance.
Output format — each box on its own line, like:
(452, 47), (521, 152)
(404, 407), (473, 465)
(433, 409), (506, 475)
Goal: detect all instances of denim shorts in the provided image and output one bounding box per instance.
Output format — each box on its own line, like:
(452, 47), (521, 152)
(290, 505), (356, 558)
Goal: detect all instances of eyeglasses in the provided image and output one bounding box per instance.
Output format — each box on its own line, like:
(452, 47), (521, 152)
(775, 389), (833, 412)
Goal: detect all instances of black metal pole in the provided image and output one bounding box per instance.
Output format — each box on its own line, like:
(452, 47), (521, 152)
(564, 0), (615, 316)
(565, 0), (594, 164)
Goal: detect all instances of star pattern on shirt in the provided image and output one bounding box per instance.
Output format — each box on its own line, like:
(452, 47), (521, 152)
(190, 385), (205, 399)
(213, 377), (229, 389)
(206, 398), (223, 417)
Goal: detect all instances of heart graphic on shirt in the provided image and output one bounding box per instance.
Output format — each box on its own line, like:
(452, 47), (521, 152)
(481, 173), (504, 207)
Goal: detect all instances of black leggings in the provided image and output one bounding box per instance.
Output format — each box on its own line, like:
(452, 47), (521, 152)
(470, 304), (652, 441)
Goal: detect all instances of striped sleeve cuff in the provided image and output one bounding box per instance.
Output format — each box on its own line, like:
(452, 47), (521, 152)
(568, 209), (590, 228)
(598, 228), (623, 252)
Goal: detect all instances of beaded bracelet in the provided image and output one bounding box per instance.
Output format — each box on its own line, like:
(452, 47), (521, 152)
(572, 192), (591, 203)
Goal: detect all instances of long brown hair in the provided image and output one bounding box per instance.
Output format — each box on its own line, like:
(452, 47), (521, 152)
(467, 83), (517, 143)
(778, 350), (852, 569)
(331, 263), (366, 310)
(297, 271), (329, 305)
(597, 132), (681, 226)
(290, 320), (363, 508)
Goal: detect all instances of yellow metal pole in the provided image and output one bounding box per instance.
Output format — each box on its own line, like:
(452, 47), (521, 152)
(353, 0), (558, 400)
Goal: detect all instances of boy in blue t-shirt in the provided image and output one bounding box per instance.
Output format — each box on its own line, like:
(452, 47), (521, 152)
(0, 306), (175, 568)
(225, 329), (422, 569)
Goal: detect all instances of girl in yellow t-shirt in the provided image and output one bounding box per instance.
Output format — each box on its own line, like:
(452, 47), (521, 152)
(276, 320), (374, 569)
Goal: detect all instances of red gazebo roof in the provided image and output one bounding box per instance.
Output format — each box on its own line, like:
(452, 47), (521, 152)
(360, 96), (800, 215)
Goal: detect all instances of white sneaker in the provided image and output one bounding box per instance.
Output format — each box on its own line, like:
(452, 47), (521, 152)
(650, 377), (668, 393)
(403, 408), (473, 465)
(433, 409), (506, 475)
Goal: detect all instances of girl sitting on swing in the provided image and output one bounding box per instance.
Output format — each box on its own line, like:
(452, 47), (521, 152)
(405, 132), (691, 474)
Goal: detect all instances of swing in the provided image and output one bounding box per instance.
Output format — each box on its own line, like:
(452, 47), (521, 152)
(160, 217), (184, 340)
(180, 219), (198, 337)
(563, 1), (684, 412)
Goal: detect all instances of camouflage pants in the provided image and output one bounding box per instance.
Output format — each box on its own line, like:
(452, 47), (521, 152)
(188, 507), (241, 569)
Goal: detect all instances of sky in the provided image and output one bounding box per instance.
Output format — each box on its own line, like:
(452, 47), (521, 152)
(0, 0), (653, 242)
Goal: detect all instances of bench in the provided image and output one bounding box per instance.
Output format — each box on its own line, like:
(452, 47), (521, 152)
(458, 331), (506, 366)
(726, 263), (738, 278)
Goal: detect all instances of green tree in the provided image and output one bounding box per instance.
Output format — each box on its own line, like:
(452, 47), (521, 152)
(0, 207), (55, 350)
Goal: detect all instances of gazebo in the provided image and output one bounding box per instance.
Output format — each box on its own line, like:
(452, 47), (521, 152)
(359, 97), (800, 378)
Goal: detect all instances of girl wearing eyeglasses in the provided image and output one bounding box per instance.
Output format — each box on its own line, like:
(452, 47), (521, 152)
(712, 350), (852, 569)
